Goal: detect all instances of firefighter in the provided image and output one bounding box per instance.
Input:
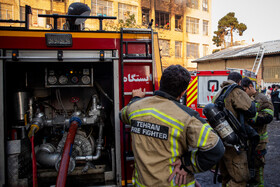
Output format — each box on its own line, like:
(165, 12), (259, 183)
(120, 65), (225, 187)
(213, 72), (257, 187)
(241, 77), (274, 187)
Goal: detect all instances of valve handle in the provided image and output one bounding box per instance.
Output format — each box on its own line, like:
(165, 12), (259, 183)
(71, 97), (80, 103)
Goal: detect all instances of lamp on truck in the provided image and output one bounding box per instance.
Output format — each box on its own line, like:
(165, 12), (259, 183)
(66, 2), (91, 31)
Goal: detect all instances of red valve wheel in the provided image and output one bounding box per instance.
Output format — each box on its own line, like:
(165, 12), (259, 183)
(71, 97), (80, 103)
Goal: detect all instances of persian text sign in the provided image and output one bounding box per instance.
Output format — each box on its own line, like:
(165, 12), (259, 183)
(123, 65), (153, 92)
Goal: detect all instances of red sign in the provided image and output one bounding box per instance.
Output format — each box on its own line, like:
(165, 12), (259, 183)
(123, 64), (153, 92)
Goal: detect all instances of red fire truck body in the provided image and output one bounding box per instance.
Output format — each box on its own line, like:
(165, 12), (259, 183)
(186, 69), (257, 118)
(0, 17), (162, 187)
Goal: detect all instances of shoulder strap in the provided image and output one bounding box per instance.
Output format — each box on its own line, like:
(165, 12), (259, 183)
(214, 84), (243, 109)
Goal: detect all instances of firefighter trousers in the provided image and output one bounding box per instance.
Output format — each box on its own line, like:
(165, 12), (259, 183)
(220, 147), (250, 187)
(249, 149), (266, 187)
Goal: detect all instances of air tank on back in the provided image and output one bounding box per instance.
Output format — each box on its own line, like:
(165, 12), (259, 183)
(203, 103), (239, 147)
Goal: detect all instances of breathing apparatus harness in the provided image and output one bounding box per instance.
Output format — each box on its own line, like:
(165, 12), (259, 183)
(203, 83), (260, 183)
(203, 84), (249, 153)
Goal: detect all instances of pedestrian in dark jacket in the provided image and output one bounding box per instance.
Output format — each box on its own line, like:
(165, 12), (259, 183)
(261, 86), (267, 94)
(271, 85), (280, 121)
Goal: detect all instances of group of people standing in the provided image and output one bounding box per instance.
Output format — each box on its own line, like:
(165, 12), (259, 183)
(120, 65), (274, 187)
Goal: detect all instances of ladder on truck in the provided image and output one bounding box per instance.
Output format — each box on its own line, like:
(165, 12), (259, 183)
(120, 28), (156, 187)
(252, 46), (265, 75)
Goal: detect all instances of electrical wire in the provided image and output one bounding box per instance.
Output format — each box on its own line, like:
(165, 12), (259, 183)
(56, 89), (68, 117)
(94, 81), (113, 103)
(40, 101), (57, 111)
(86, 127), (93, 139)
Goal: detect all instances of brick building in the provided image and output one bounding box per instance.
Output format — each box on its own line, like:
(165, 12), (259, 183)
(0, 0), (212, 70)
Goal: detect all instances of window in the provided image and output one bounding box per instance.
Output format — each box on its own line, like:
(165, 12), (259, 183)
(46, 11), (65, 29)
(159, 40), (170, 56)
(264, 67), (280, 82)
(186, 0), (198, 9)
(203, 44), (209, 56)
(175, 15), (182, 31)
(175, 41), (182, 58)
(203, 20), (208, 36)
(92, 0), (113, 16)
(187, 43), (199, 59)
(118, 3), (138, 21)
(20, 6), (25, 21)
(54, 12), (66, 30)
(202, 0), (208, 11)
(142, 8), (149, 26)
(155, 11), (170, 29)
(186, 17), (199, 34)
(20, 6), (28, 26)
(31, 8), (45, 27)
(0, 3), (13, 20)
(46, 10), (52, 28)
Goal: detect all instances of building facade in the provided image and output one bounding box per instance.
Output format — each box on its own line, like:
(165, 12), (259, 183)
(0, 0), (212, 70)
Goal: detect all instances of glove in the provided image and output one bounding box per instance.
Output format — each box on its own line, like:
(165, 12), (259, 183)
(248, 112), (258, 125)
(180, 151), (193, 175)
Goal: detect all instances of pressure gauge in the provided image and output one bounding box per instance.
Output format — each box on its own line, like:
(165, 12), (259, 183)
(48, 76), (57, 85)
(81, 75), (91, 85)
(59, 75), (68, 84)
(71, 76), (79, 84)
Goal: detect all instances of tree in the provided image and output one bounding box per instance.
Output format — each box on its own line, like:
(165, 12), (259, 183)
(213, 28), (225, 47)
(213, 12), (247, 48)
(104, 12), (142, 31)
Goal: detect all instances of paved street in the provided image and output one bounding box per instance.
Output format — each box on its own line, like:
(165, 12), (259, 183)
(195, 119), (280, 187)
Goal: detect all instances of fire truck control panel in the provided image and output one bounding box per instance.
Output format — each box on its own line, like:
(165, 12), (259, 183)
(45, 67), (94, 87)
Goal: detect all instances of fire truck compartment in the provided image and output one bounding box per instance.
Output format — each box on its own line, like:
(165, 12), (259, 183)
(2, 50), (121, 186)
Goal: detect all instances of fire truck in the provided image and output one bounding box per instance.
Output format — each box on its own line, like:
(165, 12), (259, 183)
(185, 69), (257, 118)
(0, 3), (162, 187)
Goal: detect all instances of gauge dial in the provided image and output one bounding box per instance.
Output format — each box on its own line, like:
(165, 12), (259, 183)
(48, 76), (57, 85)
(81, 75), (91, 85)
(58, 75), (68, 84)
